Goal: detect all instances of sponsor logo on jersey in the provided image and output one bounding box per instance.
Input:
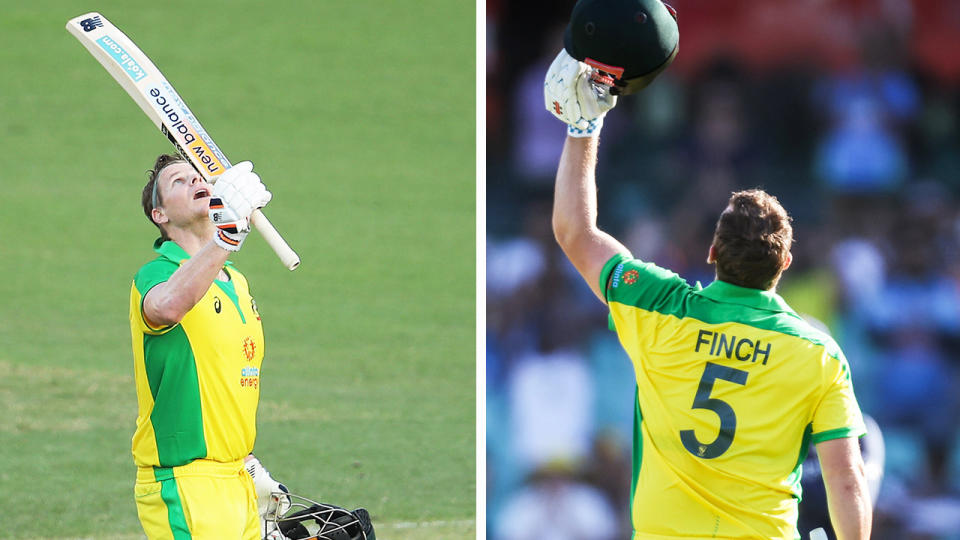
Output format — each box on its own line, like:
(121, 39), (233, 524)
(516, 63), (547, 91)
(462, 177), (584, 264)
(611, 263), (625, 288)
(242, 336), (257, 361)
(623, 269), (639, 285)
(240, 366), (260, 389)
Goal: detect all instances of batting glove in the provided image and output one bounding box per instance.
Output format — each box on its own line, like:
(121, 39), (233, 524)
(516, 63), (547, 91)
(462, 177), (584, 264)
(544, 49), (617, 137)
(208, 161), (272, 251)
(245, 455), (291, 539)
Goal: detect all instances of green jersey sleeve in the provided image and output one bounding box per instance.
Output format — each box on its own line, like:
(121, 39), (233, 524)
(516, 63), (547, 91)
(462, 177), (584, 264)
(600, 254), (693, 311)
(132, 257), (179, 334)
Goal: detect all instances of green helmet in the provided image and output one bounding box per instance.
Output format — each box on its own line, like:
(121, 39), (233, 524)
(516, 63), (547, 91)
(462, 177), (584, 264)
(564, 0), (679, 95)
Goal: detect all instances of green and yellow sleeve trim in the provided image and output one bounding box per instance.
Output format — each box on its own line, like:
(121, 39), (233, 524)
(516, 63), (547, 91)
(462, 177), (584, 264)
(811, 426), (866, 444)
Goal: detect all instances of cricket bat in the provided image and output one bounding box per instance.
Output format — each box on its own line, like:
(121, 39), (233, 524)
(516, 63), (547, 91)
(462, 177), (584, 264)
(66, 12), (300, 270)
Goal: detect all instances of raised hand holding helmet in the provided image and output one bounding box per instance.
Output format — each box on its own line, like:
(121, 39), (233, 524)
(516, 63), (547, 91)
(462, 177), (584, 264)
(544, 49), (618, 137)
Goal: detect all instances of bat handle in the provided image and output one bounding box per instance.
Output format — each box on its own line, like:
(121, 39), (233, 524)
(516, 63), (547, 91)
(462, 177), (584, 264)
(250, 209), (300, 270)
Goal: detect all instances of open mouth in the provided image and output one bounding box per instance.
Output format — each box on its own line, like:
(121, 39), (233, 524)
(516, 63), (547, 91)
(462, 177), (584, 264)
(193, 188), (210, 200)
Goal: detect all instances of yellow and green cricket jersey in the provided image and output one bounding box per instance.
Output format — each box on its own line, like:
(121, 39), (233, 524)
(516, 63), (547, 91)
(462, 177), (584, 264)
(600, 253), (865, 539)
(129, 240), (264, 469)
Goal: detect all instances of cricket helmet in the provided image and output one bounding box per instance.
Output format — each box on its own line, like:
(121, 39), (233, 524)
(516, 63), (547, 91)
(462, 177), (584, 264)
(265, 493), (376, 540)
(564, 0), (679, 95)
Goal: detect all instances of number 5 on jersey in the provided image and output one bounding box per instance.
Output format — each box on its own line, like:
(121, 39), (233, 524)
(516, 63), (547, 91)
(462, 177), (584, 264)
(680, 362), (749, 459)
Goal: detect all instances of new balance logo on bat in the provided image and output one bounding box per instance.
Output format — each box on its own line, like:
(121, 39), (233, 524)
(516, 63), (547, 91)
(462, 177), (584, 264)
(150, 88), (197, 145)
(80, 16), (103, 32)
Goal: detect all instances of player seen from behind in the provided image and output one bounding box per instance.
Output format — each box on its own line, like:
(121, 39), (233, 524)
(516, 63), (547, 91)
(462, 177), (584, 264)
(543, 1), (873, 536)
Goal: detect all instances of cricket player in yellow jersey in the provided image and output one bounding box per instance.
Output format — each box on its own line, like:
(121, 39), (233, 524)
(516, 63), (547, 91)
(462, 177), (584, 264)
(543, 31), (873, 540)
(130, 155), (288, 539)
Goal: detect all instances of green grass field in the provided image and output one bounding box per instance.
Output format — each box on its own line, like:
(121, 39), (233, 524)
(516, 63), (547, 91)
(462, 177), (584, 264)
(0, 2), (475, 538)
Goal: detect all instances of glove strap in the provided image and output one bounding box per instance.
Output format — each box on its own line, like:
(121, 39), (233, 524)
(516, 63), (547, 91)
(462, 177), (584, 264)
(567, 117), (603, 138)
(214, 229), (245, 252)
(209, 196), (248, 252)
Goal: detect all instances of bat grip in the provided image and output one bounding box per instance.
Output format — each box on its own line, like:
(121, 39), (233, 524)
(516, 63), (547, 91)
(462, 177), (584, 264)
(251, 209), (300, 270)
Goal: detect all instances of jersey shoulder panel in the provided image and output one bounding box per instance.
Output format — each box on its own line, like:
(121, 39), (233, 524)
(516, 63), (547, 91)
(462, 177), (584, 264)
(603, 255), (696, 313)
(133, 257), (179, 296)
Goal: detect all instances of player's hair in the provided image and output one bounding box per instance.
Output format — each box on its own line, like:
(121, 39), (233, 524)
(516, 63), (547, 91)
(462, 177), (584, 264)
(711, 189), (793, 290)
(141, 154), (186, 241)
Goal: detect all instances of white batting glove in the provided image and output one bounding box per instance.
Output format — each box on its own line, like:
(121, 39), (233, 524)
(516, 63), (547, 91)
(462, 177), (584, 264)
(208, 161), (272, 251)
(245, 455), (291, 539)
(544, 49), (617, 137)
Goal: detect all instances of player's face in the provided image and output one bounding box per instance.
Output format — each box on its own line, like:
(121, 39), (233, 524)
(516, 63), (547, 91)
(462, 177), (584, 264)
(155, 162), (212, 225)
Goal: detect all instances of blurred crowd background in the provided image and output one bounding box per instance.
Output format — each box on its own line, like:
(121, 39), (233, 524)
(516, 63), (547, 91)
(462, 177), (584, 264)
(485, 1), (960, 538)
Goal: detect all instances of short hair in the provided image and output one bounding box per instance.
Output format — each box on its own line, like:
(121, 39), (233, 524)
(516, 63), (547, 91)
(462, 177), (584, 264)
(141, 154), (185, 241)
(711, 189), (793, 290)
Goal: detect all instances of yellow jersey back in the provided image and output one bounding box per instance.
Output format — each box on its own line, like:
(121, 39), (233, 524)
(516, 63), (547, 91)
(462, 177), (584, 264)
(600, 254), (865, 539)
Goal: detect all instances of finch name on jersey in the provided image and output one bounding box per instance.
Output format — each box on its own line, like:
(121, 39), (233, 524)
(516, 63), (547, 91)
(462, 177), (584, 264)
(695, 329), (772, 365)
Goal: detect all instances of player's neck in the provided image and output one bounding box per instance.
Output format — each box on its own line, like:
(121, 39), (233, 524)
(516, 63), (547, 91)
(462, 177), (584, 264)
(167, 221), (216, 257)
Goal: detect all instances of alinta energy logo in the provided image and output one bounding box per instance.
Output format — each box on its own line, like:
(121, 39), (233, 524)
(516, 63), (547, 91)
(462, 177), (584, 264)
(240, 366), (260, 389)
(623, 269), (640, 285)
(611, 263), (625, 288)
(242, 336), (257, 361)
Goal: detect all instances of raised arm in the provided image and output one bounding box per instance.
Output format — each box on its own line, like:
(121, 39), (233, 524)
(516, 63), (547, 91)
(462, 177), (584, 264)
(143, 161), (271, 327)
(552, 135), (630, 301)
(544, 50), (631, 302)
(817, 437), (872, 540)
(143, 242), (231, 327)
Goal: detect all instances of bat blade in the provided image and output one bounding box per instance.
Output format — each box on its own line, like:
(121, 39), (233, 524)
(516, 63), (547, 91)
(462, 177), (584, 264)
(66, 12), (300, 270)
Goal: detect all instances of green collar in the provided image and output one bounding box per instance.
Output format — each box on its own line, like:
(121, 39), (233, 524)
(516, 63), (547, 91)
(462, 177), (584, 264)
(697, 279), (793, 314)
(153, 238), (234, 267)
